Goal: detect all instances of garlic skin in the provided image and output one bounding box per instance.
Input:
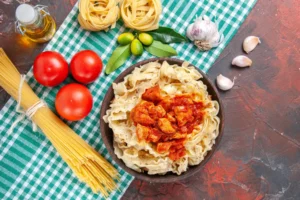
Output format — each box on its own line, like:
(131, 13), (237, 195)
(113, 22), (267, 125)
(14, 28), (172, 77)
(186, 24), (195, 41)
(186, 15), (224, 51)
(232, 55), (252, 67)
(216, 74), (235, 91)
(243, 36), (261, 53)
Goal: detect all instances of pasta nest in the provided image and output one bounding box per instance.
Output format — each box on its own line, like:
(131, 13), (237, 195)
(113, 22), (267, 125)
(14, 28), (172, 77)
(78, 0), (120, 31)
(120, 0), (162, 31)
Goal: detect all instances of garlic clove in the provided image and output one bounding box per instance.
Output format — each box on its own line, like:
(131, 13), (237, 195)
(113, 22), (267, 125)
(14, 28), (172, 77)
(210, 32), (224, 48)
(216, 74), (235, 91)
(232, 55), (252, 67)
(243, 36), (261, 53)
(186, 23), (195, 41)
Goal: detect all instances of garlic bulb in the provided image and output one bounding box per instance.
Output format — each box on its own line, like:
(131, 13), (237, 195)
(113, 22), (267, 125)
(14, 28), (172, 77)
(216, 74), (235, 91)
(232, 55), (252, 67)
(186, 15), (224, 51)
(243, 36), (261, 53)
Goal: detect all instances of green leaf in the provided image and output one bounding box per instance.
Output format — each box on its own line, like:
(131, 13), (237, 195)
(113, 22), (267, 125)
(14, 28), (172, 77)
(148, 26), (187, 44)
(105, 44), (131, 74)
(144, 41), (177, 57)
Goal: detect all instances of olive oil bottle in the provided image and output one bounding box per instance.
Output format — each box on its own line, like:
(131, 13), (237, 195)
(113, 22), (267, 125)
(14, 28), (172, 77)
(15, 4), (56, 43)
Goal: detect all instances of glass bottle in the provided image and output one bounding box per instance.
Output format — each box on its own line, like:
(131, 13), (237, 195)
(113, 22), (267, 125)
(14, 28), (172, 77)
(15, 4), (56, 43)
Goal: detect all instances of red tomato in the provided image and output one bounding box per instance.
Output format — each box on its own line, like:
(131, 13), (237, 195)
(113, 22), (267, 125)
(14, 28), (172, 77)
(55, 83), (93, 121)
(70, 50), (102, 84)
(33, 51), (68, 87)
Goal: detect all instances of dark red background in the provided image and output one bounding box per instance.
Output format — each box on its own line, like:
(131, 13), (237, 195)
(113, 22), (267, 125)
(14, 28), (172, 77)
(0, 0), (299, 199)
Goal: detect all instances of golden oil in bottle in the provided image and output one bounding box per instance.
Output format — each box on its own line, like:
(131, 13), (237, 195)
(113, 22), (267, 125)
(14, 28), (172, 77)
(15, 4), (56, 43)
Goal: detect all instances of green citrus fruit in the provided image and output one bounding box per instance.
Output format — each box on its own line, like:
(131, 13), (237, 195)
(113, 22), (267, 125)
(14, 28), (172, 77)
(117, 32), (134, 45)
(131, 39), (143, 56)
(138, 33), (153, 46)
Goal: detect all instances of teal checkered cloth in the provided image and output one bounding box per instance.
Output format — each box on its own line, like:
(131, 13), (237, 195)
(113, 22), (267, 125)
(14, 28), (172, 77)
(0, 0), (256, 199)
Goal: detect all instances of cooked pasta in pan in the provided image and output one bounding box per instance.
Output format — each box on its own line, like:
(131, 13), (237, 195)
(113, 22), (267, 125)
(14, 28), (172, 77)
(104, 61), (220, 175)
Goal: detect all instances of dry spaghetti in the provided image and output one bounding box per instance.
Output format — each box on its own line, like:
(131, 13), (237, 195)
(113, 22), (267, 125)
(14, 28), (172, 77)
(120, 0), (162, 31)
(78, 0), (120, 31)
(0, 48), (119, 197)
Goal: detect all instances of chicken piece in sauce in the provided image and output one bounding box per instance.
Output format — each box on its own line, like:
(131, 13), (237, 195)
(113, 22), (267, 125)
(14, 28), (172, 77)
(172, 96), (194, 106)
(166, 113), (176, 122)
(142, 85), (162, 103)
(158, 97), (173, 111)
(136, 124), (151, 141)
(136, 124), (162, 142)
(148, 104), (166, 120)
(147, 128), (162, 143)
(130, 101), (156, 126)
(156, 141), (173, 153)
(173, 105), (194, 127)
(157, 118), (176, 134)
(169, 147), (186, 161)
(171, 132), (187, 139)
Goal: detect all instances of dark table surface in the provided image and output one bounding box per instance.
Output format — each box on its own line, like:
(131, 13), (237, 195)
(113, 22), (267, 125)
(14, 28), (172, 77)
(1, 0), (299, 199)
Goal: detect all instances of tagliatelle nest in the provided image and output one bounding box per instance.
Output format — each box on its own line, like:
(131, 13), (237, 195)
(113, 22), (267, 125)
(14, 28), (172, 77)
(120, 0), (162, 31)
(78, 0), (120, 31)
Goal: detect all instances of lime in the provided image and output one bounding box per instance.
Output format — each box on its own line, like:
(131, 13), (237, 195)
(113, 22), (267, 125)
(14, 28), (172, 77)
(131, 39), (143, 56)
(138, 33), (153, 46)
(117, 32), (134, 45)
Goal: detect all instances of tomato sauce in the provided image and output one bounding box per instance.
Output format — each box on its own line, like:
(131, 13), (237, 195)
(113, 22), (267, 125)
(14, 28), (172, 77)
(130, 85), (205, 161)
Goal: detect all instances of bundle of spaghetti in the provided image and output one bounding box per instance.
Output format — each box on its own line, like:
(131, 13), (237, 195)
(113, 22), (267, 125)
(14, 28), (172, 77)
(120, 0), (162, 31)
(78, 0), (120, 31)
(0, 48), (119, 197)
